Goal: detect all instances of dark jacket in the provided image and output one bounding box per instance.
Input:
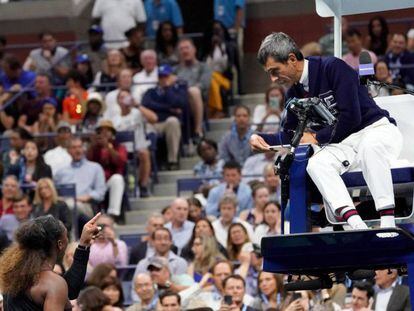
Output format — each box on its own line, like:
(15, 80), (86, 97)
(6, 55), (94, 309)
(32, 200), (72, 233)
(260, 56), (395, 145)
(7, 157), (52, 184)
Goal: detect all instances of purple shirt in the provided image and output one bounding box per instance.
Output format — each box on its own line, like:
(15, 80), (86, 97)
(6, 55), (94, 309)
(89, 239), (128, 267)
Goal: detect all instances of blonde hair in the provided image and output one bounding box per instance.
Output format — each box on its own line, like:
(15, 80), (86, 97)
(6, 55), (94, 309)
(193, 235), (224, 275)
(33, 178), (58, 205)
(102, 49), (127, 75)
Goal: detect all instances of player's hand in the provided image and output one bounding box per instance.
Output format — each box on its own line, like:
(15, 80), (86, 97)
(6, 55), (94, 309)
(79, 212), (101, 247)
(249, 134), (270, 151)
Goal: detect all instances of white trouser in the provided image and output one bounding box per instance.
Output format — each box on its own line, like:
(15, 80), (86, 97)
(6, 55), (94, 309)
(106, 174), (125, 216)
(306, 118), (403, 215)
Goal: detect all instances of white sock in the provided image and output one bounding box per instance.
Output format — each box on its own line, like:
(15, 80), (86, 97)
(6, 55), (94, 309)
(379, 206), (396, 228)
(348, 215), (369, 230)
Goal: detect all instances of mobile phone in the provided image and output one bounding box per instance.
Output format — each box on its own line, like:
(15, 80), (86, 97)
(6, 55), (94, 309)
(292, 292), (302, 301)
(224, 295), (233, 305)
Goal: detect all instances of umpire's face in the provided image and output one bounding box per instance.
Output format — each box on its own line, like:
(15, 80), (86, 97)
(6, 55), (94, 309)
(265, 53), (301, 87)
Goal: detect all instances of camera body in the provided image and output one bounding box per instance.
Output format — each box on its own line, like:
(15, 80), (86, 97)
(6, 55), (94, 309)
(287, 97), (337, 127)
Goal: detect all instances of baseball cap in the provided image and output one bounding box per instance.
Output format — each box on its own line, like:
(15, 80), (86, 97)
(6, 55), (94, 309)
(75, 54), (90, 64)
(147, 256), (169, 270)
(158, 64), (173, 77)
(89, 24), (103, 34)
(56, 121), (72, 132)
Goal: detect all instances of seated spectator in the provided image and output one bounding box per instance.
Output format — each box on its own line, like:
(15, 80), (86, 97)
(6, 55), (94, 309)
(181, 218), (227, 261)
(256, 272), (285, 310)
(54, 137), (106, 218)
(343, 28), (377, 70)
(374, 269), (410, 310)
(110, 89), (157, 196)
(156, 21), (179, 66)
(32, 178), (72, 233)
(263, 163), (281, 202)
(219, 105), (253, 166)
(1, 127), (32, 174)
(252, 83), (284, 133)
(176, 38), (210, 140)
(0, 175), (20, 216)
(142, 64), (187, 170)
(76, 286), (114, 311)
(0, 193), (32, 241)
(365, 16), (390, 57)
(385, 33), (414, 88)
(343, 281), (374, 311)
(162, 205), (173, 223)
(220, 275), (259, 311)
(129, 212), (165, 265)
(44, 121), (73, 175)
(100, 276), (124, 309)
(81, 92), (106, 132)
(206, 160), (253, 217)
(241, 151), (276, 183)
(92, 49), (126, 95)
(369, 60), (392, 97)
(91, 0), (146, 49)
(160, 291), (182, 311)
(212, 194), (254, 248)
(23, 31), (70, 85)
(17, 74), (57, 132)
(244, 244), (263, 297)
(194, 138), (224, 180)
(133, 49), (159, 103)
(145, 0), (183, 38)
(62, 70), (89, 126)
(165, 197), (195, 254)
(89, 214), (128, 267)
(226, 223), (254, 264)
(87, 120), (127, 218)
(120, 26), (145, 73)
(79, 24), (107, 76)
(187, 197), (204, 223)
(31, 97), (58, 135)
(74, 54), (94, 85)
(86, 262), (118, 287)
(0, 88), (17, 133)
(187, 235), (225, 282)
(240, 183), (270, 227)
(7, 140), (52, 185)
(253, 201), (281, 245)
(133, 227), (188, 277)
(0, 54), (36, 93)
(127, 273), (159, 311)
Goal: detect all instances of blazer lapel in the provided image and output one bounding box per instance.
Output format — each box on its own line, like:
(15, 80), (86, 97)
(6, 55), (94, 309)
(307, 56), (322, 97)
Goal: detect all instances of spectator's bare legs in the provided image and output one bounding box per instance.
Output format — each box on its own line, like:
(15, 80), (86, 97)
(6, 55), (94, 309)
(138, 148), (151, 188)
(188, 86), (204, 137)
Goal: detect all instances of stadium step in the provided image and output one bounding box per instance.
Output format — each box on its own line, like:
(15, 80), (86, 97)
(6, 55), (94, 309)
(205, 130), (227, 142)
(180, 156), (200, 170)
(114, 224), (146, 235)
(153, 183), (176, 197)
(129, 196), (176, 211)
(157, 170), (193, 184)
(209, 118), (232, 131)
(124, 209), (164, 225)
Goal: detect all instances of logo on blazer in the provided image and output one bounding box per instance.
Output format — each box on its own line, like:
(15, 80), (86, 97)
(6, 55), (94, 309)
(319, 90), (338, 115)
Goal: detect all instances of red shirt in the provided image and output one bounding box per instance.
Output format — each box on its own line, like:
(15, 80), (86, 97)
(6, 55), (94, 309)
(87, 143), (128, 181)
(62, 91), (88, 120)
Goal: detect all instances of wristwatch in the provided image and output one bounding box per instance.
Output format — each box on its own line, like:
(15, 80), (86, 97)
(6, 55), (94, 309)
(77, 244), (90, 251)
(164, 280), (171, 288)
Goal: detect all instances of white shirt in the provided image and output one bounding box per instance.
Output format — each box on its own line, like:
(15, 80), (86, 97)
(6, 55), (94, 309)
(375, 281), (397, 311)
(133, 68), (158, 103)
(92, 0), (146, 49)
(241, 153), (275, 183)
(253, 223), (279, 245)
(252, 104), (280, 133)
(212, 217), (254, 248)
(299, 59), (309, 92)
(104, 87), (141, 118)
(43, 146), (72, 175)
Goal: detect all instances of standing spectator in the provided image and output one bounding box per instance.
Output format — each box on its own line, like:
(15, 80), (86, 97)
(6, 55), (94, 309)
(164, 197), (195, 254)
(213, 0), (245, 46)
(176, 38), (210, 140)
(54, 137), (107, 218)
(23, 32), (70, 86)
(92, 0), (147, 49)
(89, 214), (128, 267)
(87, 120), (127, 218)
(206, 160), (253, 217)
(110, 89), (156, 197)
(219, 104), (252, 166)
(0, 54), (36, 92)
(141, 64), (185, 170)
(212, 194), (254, 248)
(0, 194), (32, 242)
(120, 26), (145, 73)
(156, 21), (180, 66)
(133, 49), (159, 103)
(7, 140), (52, 185)
(253, 201), (281, 245)
(374, 269), (410, 311)
(240, 183), (270, 227)
(144, 0), (184, 38)
(365, 16), (390, 57)
(127, 273), (159, 311)
(81, 92), (106, 132)
(92, 49), (127, 95)
(193, 138), (224, 179)
(129, 213), (165, 265)
(62, 70), (88, 126)
(343, 281), (374, 311)
(0, 175), (20, 217)
(343, 28), (377, 70)
(44, 121), (73, 175)
(385, 33), (414, 88)
(220, 275), (259, 311)
(32, 178), (72, 233)
(79, 25), (107, 76)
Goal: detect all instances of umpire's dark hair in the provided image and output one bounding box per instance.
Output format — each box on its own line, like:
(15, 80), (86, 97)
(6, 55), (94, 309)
(160, 291), (181, 305)
(346, 28), (362, 38)
(353, 281), (374, 299)
(223, 160), (242, 172)
(196, 138), (218, 157)
(257, 32), (304, 65)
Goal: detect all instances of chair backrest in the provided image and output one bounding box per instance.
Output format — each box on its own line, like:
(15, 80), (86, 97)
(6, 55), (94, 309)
(119, 233), (144, 250)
